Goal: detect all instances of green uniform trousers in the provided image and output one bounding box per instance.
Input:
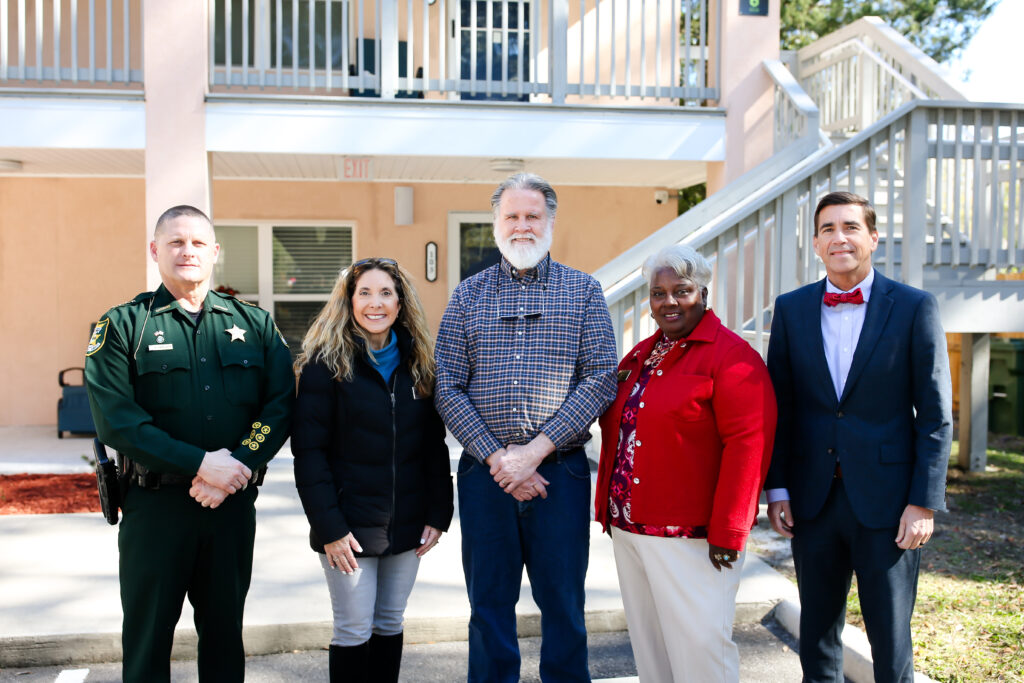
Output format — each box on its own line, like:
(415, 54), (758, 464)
(118, 483), (258, 683)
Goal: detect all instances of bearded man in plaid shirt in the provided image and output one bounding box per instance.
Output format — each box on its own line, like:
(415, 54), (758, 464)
(435, 173), (617, 682)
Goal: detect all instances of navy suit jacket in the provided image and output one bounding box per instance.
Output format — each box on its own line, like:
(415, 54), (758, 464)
(765, 270), (952, 529)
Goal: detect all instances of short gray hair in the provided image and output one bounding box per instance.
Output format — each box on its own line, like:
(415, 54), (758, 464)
(642, 244), (712, 290)
(490, 173), (558, 222)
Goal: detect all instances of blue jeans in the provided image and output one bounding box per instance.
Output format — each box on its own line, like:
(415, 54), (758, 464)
(319, 549), (421, 646)
(457, 448), (592, 683)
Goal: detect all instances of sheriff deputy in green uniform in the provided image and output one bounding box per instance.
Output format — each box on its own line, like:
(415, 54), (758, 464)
(84, 205), (294, 683)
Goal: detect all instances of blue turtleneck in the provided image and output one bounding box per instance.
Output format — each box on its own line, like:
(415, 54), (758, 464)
(367, 330), (400, 383)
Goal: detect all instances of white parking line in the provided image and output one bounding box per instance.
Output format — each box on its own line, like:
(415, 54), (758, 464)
(54, 670), (89, 683)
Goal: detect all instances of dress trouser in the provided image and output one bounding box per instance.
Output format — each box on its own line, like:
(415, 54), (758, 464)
(792, 479), (920, 683)
(610, 528), (743, 683)
(118, 483), (258, 683)
(458, 448), (592, 683)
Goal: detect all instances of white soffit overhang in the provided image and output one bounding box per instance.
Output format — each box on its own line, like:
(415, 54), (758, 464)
(206, 100), (725, 163)
(0, 97), (144, 149)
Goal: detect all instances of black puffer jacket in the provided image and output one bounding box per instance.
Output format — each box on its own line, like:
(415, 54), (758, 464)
(291, 328), (454, 556)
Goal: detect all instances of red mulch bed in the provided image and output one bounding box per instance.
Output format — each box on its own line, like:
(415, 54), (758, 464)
(0, 473), (101, 514)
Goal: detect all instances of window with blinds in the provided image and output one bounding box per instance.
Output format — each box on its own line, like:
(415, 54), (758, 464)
(272, 225), (353, 354)
(213, 222), (353, 356)
(272, 225), (352, 294)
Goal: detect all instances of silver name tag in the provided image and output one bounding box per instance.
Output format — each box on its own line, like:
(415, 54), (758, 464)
(148, 343), (174, 351)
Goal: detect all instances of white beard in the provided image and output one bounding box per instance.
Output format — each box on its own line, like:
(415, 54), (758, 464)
(494, 224), (553, 270)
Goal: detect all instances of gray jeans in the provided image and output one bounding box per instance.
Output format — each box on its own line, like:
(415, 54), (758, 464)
(318, 549), (421, 646)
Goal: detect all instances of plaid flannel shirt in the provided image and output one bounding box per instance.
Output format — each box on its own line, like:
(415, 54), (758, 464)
(434, 255), (618, 462)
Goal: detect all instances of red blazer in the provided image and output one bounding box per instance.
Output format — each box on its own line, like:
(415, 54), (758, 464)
(595, 310), (777, 551)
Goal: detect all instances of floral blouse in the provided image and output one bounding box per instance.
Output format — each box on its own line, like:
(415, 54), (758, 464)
(607, 334), (708, 539)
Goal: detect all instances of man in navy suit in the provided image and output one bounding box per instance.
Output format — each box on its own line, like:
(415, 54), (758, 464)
(765, 192), (952, 683)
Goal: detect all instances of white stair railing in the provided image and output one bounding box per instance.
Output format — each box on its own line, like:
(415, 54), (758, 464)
(597, 58), (825, 355)
(599, 101), (1024, 356)
(795, 16), (965, 135)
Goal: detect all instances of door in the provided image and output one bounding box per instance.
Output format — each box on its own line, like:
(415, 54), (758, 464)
(447, 212), (502, 293)
(451, 0), (532, 101)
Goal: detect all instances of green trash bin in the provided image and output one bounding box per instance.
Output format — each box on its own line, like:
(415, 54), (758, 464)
(989, 338), (1024, 436)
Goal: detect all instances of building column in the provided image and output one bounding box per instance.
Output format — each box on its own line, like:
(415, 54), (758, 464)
(143, 2), (213, 289)
(705, 1), (780, 194)
(959, 332), (990, 472)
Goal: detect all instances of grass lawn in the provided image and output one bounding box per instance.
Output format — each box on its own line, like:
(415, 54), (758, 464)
(754, 436), (1024, 682)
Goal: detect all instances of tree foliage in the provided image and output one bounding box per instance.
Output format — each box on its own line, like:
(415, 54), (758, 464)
(780, 0), (999, 64)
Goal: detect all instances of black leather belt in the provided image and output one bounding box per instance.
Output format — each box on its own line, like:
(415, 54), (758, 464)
(129, 464), (267, 490)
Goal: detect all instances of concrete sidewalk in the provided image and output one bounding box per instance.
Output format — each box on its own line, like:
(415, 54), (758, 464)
(0, 427), (801, 675)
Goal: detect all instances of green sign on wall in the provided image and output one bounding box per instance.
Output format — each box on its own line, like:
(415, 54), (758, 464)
(740, 0), (768, 16)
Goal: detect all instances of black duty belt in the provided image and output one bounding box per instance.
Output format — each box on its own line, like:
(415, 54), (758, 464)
(127, 462), (267, 490)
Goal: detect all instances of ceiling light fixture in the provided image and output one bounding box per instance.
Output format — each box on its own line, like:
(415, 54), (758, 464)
(489, 158), (525, 173)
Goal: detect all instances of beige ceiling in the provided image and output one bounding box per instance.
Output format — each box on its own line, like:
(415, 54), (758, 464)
(0, 148), (707, 189)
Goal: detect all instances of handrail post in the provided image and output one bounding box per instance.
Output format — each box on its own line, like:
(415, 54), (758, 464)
(777, 188), (800, 295)
(380, 0), (398, 99)
(857, 45), (874, 131)
(902, 106), (928, 289)
(549, 0), (568, 104)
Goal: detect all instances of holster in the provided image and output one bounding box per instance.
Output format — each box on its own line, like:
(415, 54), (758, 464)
(93, 438), (123, 525)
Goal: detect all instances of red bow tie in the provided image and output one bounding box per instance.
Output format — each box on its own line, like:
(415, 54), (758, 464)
(824, 288), (864, 307)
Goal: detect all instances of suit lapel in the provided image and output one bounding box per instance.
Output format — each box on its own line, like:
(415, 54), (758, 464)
(839, 271), (894, 405)
(801, 279), (835, 404)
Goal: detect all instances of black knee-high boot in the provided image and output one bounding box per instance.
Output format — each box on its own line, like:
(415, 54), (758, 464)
(367, 631), (404, 683)
(329, 641), (369, 683)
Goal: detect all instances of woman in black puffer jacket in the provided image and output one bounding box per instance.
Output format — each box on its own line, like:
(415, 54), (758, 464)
(291, 258), (453, 683)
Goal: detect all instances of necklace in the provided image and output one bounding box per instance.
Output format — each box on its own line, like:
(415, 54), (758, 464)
(644, 334), (681, 369)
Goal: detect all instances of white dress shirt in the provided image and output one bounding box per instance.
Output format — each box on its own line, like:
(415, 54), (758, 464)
(766, 269), (875, 504)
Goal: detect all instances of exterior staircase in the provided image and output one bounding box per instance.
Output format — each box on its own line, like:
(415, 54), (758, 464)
(595, 17), (1024, 469)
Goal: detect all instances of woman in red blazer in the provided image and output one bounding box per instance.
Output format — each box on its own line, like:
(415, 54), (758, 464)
(595, 244), (776, 683)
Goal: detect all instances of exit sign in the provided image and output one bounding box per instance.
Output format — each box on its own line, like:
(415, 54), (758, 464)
(338, 157), (373, 181)
(740, 0), (768, 16)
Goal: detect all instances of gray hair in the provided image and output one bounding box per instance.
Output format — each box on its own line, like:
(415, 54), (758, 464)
(490, 173), (558, 222)
(642, 244), (712, 290)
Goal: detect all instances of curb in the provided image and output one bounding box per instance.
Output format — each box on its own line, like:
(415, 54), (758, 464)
(772, 598), (939, 683)
(0, 610), (629, 668)
(1, 603), (791, 669)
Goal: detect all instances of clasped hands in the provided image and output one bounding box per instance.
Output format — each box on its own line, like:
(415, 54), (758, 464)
(767, 500), (934, 550)
(486, 435), (555, 501)
(189, 448), (252, 508)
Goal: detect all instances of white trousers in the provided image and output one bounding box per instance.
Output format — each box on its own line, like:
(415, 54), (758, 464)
(319, 549), (421, 646)
(611, 527), (744, 683)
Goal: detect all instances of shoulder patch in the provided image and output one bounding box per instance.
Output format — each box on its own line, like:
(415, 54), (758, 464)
(274, 322), (289, 348)
(235, 297), (258, 307)
(86, 319), (111, 356)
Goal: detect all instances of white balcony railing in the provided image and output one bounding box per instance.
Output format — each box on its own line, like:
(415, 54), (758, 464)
(0, 0), (142, 88)
(208, 0), (719, 104)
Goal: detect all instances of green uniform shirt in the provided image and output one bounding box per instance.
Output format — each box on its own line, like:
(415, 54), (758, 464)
(84, 285), (295, 475)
